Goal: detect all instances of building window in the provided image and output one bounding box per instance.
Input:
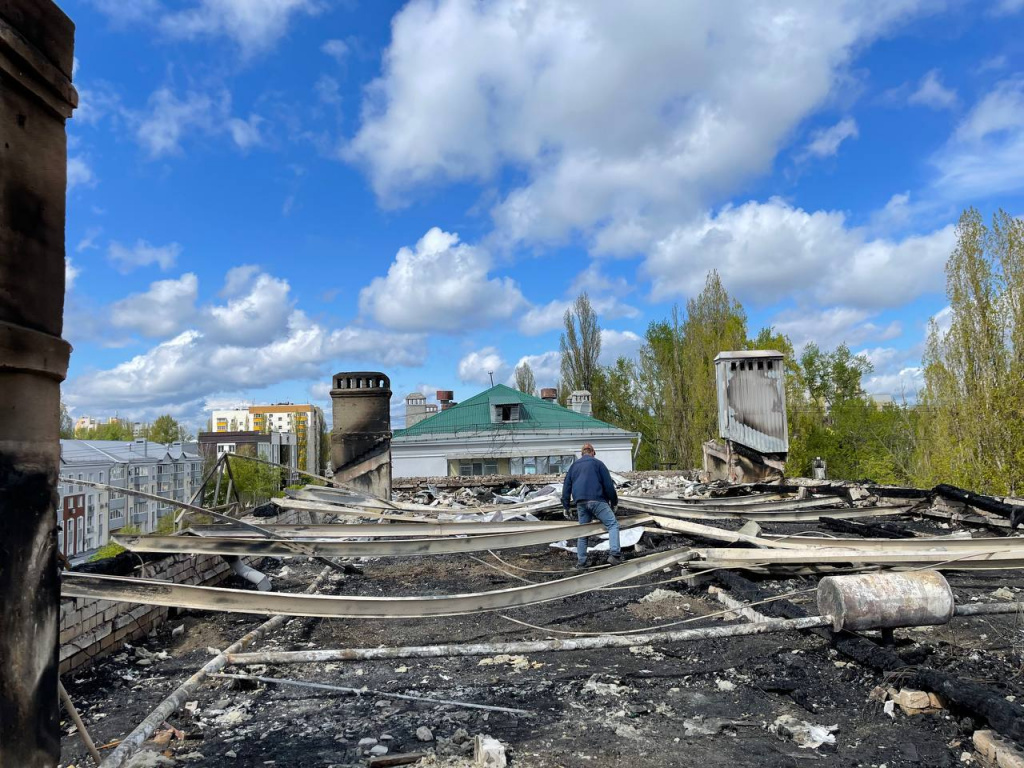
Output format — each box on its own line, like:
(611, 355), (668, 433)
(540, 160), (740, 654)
(458, 460), (498, 476)
(491, 403), (521, 423)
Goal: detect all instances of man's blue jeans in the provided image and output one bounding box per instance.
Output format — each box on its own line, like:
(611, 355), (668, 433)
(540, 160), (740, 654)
(576, 500), (620, 564)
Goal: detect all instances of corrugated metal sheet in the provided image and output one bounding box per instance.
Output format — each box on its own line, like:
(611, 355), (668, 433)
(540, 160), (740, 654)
(715, 351), (788, 454)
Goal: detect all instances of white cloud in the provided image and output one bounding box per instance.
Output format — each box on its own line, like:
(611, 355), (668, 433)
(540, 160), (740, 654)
(908, 69), (957, 110)
(76, 227), (103, 253)
(770, 306), (902, 351)
(991, 0), (1024, 15)
(933, 78), (1024, 198)
(322, 38), (350, 63)
(135, 88), (227, 158)
(159, 0), (322, 54)
(315, 74), (342, 105)
(644, 198), (955, 309)
(457, 347), (508, 385)
(227, 115), (264, 149)
(348, 0), (930, 251)
(512, 350), (561, 388)
(599, 329), (642, 364)
(803, 117), (858, 158)
(518, 294), (640, 336)
(204, 271), (294, 345)
(90, 0), (162, 25)
(66, 268), (426, 414)
(108, 239), (182, 273)
(863, 367), (924, 398)
(68, 157), (96, 190)
(359, 227), (527, 332)
(932, 305), (952, 334)
(220, 264), (262, 297)
(110, 273), (199, 338)
(66, 259), (80, 292)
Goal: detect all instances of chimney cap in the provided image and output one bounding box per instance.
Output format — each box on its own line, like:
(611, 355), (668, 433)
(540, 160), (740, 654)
(437, 390), (455, 402)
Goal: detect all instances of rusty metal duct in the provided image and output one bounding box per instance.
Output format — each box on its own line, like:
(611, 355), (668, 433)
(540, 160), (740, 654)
(540, 387), (558, 402)
(0, 2), (77, 765)
(329, 372), (392, 499)
(714, 350), (789, 454)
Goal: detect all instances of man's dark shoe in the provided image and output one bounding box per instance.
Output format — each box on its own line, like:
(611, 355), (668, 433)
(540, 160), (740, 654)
(574, 560), (589, 570)
(606, 554), (624, 566)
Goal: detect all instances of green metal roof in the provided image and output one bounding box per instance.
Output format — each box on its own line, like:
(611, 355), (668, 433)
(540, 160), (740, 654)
(394, 384), (629, 439)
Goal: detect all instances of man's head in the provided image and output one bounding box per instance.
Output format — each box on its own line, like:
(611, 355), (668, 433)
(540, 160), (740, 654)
(581, 443), (596, 457)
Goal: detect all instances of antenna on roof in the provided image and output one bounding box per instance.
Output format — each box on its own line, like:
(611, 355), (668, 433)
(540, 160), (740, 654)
(488, 371), (494, 387)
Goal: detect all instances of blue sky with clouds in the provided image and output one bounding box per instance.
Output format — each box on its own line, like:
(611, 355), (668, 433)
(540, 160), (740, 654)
(61, 0), (1024, 430)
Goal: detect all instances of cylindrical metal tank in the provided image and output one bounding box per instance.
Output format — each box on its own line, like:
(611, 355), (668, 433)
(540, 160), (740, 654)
(0, 2), (77, 765)
(816, 571), (954, 632)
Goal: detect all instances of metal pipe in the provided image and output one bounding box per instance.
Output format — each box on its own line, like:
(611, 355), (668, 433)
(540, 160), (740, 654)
(98, 566), (333, 768)
(0, 4), (77, 765)
(227, 615), (834, 666)
(58, 680), (102, 766)
(226, 557), (272, 591)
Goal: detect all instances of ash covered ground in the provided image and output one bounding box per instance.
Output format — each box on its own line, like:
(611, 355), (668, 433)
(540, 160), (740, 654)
(60, 485), (1024, 768)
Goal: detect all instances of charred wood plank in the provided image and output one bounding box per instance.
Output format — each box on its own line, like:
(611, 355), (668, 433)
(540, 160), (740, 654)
(934, 484), (1024, 530)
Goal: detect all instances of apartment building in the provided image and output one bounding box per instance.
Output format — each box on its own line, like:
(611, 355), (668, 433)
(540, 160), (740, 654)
(210, 403), (324, 474)
(58, 439), (204, 559)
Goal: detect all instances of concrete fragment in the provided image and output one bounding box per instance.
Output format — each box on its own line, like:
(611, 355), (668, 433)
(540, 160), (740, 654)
(359, 737), (379, 748)
(973, 729), (1024, 768)
(416, 726), (434, 742)
(887, 687), (945, 715)
(369, 744), (389, 756)
(474, 735), (507, 768)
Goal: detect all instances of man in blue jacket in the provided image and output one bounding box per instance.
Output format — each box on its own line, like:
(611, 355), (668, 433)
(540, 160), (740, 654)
(561, 443), (621, 568)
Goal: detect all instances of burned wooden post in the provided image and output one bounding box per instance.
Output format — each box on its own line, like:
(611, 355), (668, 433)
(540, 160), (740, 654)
(0, 1), (77, 765)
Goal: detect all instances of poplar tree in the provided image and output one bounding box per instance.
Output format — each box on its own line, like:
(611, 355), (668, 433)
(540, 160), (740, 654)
(917, 208), (1024, 494)
(559, 292), (602, 394)
(514, 362), (537, 395)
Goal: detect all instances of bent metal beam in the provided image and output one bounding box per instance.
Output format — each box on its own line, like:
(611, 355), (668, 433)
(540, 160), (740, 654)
(62, 547), (697, 619)
(115, 516), (652, 558)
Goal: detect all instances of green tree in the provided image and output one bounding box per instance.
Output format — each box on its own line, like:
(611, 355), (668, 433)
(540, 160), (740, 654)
(560, 292), (602, 396)
(59, 400), (74, 439)
(675, 271), (748, 467)
(916, 208), (1024, 494)
(221, 451), (285, 506)
(149, 414), (188, 444)
(514, 362), (537, 395)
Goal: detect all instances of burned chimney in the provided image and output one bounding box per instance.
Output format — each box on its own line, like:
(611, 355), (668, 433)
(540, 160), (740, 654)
(540, 387), (558, 403)
(437, 390), (457, 411)
(568, 390), (592, 416)
(330, 372), (392, 498)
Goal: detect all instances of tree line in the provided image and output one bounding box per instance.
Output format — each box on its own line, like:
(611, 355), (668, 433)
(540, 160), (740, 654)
(60, 407), (194, 444)
(514, 208), (1023, 495)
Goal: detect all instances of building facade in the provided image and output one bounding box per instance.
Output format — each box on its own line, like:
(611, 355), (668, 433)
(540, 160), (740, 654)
(58, 439), (204, 560)
(210, 403), (324, 474)
(392, 384), (638, 478)
(197, 430), (299, 484)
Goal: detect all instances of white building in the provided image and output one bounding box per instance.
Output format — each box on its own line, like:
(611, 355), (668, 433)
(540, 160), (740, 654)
(210, 403), (324, 474)
(391, 384), (638, 478)
(58, 439), (204, 559)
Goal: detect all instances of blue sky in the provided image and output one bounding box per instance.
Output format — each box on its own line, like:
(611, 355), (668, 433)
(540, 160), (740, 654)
(61, 0), (1024, 430)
